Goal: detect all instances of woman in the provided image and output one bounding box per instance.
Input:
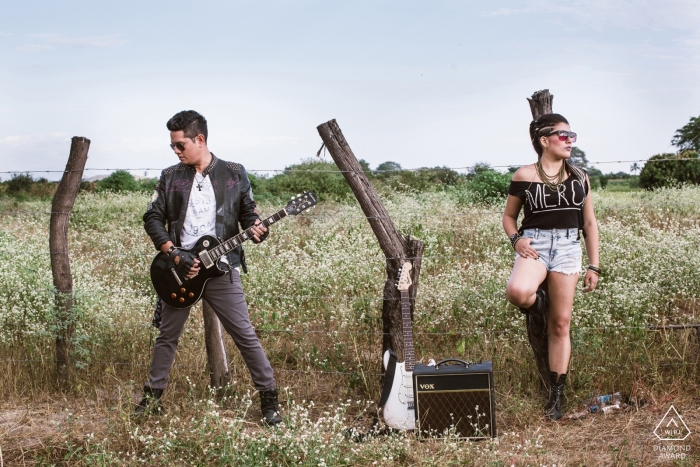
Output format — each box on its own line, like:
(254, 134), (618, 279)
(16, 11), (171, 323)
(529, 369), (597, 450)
(502, 113), (600, 420)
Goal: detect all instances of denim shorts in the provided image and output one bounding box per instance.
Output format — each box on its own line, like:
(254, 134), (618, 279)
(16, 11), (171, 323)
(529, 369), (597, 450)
(515, 228), (582, 275)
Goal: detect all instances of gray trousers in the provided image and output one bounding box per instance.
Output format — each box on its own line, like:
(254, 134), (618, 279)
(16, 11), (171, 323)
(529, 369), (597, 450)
(146, 270), (276, 391)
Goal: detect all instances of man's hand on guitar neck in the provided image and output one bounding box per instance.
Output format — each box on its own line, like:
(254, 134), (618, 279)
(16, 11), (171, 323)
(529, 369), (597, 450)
(250, 218), (267, 243)
(160, 241), (201, 279)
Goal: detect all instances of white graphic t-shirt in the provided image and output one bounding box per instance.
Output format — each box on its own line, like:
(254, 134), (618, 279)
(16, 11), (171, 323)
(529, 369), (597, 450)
(180, 174), (228, 263)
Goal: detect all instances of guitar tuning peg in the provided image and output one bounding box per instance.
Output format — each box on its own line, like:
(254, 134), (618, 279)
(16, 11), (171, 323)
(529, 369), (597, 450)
(297, 193), (301, 197)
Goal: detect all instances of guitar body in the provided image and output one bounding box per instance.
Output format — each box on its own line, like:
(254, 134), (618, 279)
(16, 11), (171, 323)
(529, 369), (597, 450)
(150, 235), (227, 309)
(382, 349), (416, 430)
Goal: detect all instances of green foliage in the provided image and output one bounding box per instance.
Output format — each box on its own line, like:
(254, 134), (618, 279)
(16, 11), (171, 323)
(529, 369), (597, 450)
(137, 177), (158, 192)
(468, 161), (493, 175)
(639, 152), (700, 189)
(96, 170), (139, 193)
(465, 169), (512, 202)
(3, 173), (56, 199)
(671, 115), (700, 152)
(374, 161), (402, 176)
(250, 159), (464, 202)
(253, 159), (353, 202)
(358, 159), (372, 176)
(586, 166), (604, 190)
(570, 147), (589, 169)
(383, 167), (463, 192)
(7, 173), (34, 194)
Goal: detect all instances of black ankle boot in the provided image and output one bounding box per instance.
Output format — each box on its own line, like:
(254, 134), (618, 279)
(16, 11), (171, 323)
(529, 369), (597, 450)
(134, 386), (164, 416)
(260, 389), (283, 426)
(545, 372), (566, 420)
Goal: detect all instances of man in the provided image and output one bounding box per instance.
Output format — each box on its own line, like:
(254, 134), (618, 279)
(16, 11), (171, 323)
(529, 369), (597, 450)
(137, 110), (282, 426)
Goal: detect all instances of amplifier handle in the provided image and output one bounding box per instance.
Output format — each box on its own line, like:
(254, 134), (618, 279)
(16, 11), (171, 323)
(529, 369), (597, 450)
(435, 358), (471, 369)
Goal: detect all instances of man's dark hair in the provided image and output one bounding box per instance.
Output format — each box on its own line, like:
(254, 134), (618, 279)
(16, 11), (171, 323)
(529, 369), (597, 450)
(167, 110), (208, 142)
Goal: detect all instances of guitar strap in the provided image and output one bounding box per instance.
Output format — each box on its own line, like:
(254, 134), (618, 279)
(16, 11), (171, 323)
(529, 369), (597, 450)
(378, 349), (397, 409)
(214, 160), (238, 278)
(214, 159), (226, 240)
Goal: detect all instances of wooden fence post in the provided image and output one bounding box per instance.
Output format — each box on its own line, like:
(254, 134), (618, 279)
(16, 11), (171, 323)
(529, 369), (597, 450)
(526, 89), (553, 388)
(316, 119), (423, 361)
(203, 299), (231, 388)
(50, 136), (90, 389)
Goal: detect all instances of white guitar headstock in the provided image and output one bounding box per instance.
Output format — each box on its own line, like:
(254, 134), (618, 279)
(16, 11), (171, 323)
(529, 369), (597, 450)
(396, 262), (413, 291)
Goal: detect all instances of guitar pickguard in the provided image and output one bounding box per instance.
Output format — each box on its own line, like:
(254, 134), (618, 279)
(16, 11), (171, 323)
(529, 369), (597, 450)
(382, 350), (415, 430)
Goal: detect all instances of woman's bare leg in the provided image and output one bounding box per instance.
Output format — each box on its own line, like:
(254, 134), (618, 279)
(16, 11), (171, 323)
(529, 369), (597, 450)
(546, 271), (579, 375)
(506, 257), (548, 309)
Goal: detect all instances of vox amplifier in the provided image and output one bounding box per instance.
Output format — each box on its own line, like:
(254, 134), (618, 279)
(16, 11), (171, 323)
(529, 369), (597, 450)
(412, 359), (496, 439)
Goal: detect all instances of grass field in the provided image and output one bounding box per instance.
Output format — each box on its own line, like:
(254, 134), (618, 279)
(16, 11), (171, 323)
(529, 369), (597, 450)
(1, 185), (699, 466)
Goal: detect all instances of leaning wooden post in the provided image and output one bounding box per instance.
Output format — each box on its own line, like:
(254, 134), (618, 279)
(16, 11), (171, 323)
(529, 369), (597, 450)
(202, 299), (231, 388)
(526, 89), (553, 388)
(50, 136), (90, 389)
(316, 119), (423, 361)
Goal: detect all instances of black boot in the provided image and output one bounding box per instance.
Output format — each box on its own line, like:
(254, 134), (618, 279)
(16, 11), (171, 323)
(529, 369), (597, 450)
(260, 389), (283, 426)
(545, 372), (566, 420)
(134, 386), (164, 416)
(525, 288), (548, 338)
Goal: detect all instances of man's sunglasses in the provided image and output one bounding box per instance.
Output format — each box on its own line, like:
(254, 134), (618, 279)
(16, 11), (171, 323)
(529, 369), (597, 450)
(545, 130), (577, 142)
(169, 136), (199, 151)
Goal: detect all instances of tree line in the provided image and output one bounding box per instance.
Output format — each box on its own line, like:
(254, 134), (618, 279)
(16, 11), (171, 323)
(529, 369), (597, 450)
(2, 113), (699, 201)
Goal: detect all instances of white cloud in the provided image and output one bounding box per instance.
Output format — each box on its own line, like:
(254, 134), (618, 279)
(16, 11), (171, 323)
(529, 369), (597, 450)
(485, 7), (532, 17)
(0, 132), (71, 148)
(18, 33), (126, 52)
(486, 0), (700, 31)
(16, 44), (53, 52)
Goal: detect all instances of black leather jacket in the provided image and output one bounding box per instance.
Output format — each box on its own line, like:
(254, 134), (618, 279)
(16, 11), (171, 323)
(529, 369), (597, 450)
(143, 154), (264, 272)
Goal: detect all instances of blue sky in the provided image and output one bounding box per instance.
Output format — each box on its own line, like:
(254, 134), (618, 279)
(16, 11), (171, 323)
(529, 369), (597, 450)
(1, 0), (699, 180)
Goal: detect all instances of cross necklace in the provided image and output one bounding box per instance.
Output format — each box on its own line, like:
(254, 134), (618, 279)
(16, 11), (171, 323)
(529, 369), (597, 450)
(195, 173), (205, 191)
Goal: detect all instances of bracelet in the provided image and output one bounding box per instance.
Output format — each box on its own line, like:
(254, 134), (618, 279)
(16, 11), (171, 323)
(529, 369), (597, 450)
(166, 245), (179, 259)
(587, 265), (602, 275)
(509, 233), (522, 250)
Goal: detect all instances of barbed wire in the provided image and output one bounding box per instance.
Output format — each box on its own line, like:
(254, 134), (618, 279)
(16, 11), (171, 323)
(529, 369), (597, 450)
(4, 199), (700, 218)
(0, 251), (519, 260)
(0, 210), (508, 217)
(1, 157), (698, 176)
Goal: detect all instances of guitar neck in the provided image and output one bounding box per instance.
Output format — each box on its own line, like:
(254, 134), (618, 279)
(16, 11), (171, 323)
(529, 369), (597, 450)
(401, 289), (415, 372)
(207, 208), (288, 262)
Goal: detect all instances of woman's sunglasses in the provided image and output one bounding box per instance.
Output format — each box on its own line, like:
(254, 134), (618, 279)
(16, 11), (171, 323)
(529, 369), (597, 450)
(545, 130), (577, 143)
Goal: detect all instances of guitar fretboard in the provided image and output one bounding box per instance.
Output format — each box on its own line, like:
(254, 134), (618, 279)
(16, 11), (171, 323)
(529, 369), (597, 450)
(401, 289), (415, 372)
(206, 209), (288, 262)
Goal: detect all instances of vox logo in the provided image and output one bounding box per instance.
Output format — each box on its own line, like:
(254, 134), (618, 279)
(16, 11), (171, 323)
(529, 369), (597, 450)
(419, 384), (435, 390)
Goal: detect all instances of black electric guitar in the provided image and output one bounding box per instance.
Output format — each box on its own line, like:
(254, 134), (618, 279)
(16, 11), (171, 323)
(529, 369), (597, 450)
(151, 191), (317, 309)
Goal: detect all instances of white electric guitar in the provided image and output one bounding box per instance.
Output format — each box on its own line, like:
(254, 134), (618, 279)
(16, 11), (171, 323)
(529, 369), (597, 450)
(381, 262), (417, 430)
